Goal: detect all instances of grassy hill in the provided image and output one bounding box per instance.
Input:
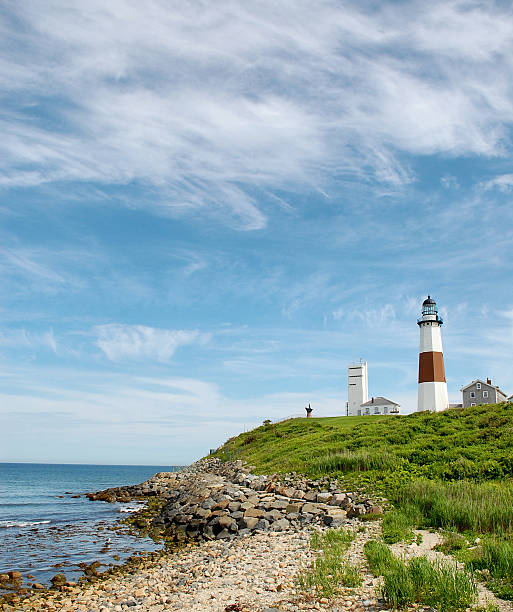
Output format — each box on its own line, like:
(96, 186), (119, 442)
(217, 402), (513, 599)
(217, 402), (513, 485)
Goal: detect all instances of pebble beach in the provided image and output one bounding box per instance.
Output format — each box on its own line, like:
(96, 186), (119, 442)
(3, 459), (512, 612)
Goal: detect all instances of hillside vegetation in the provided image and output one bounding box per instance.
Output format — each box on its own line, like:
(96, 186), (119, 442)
(217, 402), (513, 484)
(217, 402), (513, 600)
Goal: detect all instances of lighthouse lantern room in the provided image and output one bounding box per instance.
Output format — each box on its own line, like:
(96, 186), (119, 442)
(417, 296), (449, 412)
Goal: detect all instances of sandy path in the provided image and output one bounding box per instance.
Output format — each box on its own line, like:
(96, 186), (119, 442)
(391, 530), (513, 612)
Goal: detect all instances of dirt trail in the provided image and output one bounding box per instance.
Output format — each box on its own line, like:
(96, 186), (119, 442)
(391, 530), (513, 612)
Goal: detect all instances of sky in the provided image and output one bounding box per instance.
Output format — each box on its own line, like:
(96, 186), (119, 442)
(1, 0), (513, 465)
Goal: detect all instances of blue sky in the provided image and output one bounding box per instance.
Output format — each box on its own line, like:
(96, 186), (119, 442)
(1, 1), (513, 464)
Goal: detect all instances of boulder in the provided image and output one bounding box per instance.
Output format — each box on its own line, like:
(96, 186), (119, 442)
(330, 493), (347, 506)
(213, 499), (230, 510)
(218, 515), (235, 530)
(316, 492), (332, 504)
(50, 573), (67, 587)
(301, 503), (322, 515)
(244, 508), (264, 519)
(216, 528), (232, 540)
(242, 517), (259, 530)
(265, 509), (284, 522)
(255, 518), (270, 531)
(271, 518), (290, 532)
(347, 504), (366, 518)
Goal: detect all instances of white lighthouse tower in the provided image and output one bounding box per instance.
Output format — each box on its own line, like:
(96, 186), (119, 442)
(417, 296), (449, 412)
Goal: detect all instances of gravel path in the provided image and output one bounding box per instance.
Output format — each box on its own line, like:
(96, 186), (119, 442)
(392, 530), (513, 612)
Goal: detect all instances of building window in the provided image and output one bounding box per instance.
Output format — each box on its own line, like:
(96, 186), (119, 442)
(471, 402), (476, 406)
(483, 391), (489, 398)
(374, 406), (380, 414)
(470, 391), (476, 398)
(365, 407), (370, 415)
(477, 383), (481, 390)
(357, 410), (361, 416)
(384, 406), (388, 415)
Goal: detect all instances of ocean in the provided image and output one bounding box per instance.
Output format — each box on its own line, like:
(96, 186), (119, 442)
(0, 462), (182, 590)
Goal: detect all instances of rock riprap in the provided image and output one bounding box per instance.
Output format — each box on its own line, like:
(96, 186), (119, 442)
(87, 458), (383, 544)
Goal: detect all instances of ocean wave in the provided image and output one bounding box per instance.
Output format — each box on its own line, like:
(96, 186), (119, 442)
(0, 520), (51, 528)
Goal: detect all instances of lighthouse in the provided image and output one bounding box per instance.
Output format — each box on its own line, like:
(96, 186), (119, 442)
(417, 296), (449, 412)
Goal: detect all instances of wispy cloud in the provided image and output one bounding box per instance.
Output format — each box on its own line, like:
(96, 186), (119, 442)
(480, 174), (513, 192)
(2, 1), (513, 227)
(93, 324), (209, 362)
(0, 328), (57, 353)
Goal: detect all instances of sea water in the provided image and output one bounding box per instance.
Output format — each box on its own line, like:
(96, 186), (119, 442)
(0, 463), (182, 589)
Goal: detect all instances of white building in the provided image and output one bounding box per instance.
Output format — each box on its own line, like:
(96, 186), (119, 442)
(359, 396), (400, 416)
(347, 361), (368, 416)
(417, 296), (449, 412)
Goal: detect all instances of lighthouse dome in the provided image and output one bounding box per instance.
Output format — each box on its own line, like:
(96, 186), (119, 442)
(422, 295), (438, 317)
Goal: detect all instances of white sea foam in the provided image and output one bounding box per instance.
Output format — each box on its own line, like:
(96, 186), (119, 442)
(118, 507), (140, 513)
(0, 520), (51, 528)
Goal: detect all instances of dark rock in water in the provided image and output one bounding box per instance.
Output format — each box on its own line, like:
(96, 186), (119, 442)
(50, 573), (67, 587)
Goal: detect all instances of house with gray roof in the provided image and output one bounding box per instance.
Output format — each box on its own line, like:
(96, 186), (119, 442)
(358, 396), (400, 416)
(460, 378), (508, 408)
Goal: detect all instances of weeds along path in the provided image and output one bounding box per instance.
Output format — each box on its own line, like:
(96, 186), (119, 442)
(391, 530), (513, 612)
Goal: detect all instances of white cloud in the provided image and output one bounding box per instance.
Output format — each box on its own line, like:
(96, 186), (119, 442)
(0, 328), (57, 353)
(2, 1), (513, 227)
(480, 174), (513, 192)
(93, 323), (208, 362)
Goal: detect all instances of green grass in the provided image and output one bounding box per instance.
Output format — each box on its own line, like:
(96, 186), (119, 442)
(465, 538), (513, 600)
(435, 531), (468, 555)
(215, 402), (513, 484)
(364, 539), (396, 575)
(216, 402), (513, 600)
(395, 479), (513, 533)
(297, 527), (361, 598)
(364, 540), (477, 611)
(382, 507), (420, 543)
(311, 448), (397, 473)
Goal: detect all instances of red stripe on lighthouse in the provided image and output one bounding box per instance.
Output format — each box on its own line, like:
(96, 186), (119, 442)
(418, 351), (446, 383)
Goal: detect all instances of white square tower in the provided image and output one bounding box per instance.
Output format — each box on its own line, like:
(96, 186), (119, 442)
(348, 362), (368, 416)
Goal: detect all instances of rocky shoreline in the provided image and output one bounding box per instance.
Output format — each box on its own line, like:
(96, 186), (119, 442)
(87, 458), (384, 543)
(2, 458), (386, 611)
